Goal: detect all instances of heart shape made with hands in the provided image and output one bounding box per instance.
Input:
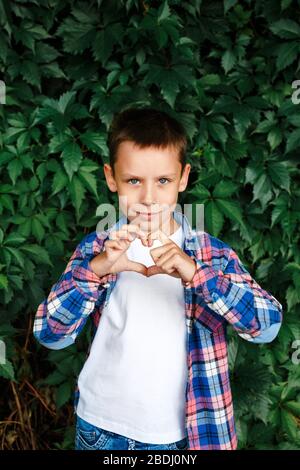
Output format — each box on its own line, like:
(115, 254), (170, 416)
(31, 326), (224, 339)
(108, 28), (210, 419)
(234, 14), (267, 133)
(134, 228), (182, 279)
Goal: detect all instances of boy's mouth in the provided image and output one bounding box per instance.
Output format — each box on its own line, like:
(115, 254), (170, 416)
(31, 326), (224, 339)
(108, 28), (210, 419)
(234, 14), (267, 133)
(136, 211), (160, 218)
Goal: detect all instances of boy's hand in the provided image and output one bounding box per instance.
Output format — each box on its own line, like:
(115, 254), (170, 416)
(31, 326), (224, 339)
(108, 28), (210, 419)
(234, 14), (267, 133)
(90, 224), (150, 277)
(90, 224), (197, 283)
(147, 229), (197, 283)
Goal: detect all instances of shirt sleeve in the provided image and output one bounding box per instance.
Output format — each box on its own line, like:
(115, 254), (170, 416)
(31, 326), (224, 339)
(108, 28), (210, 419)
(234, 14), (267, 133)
(188, 247), (283, 343)
(33, 234), (115, 350)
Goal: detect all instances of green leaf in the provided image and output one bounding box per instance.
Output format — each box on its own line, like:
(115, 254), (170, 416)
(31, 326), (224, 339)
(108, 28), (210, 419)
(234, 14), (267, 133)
(5, 247), (25, 268)
(51, 170), (69, 195)
(22, 60), (41, 89)
(92, 24), (123, 63)
(61, 141), (83, 180)
(0, 274), (8, 290)
(57, 91), (76, 114)
(252, 174), (273, 207)
(20, 245), (53, 266)
(39, 370), (65, 386)
(0, 194), (14, 213)
(42, 62), (66, 79)
(78, 169), (98, 198)
(286, 128), (300, 153)
(205, 201), (224, 237)
(3, 233), (26, 246)
(0, 360), (15, 381)
(224, 0), (238, 14)
(7, 159), (23, 185)
(221, 49), (236, 74)
(255, 119), (275, 133)
(35, 42), (60, 62)
(267, 128), (282, 150)
(32, 218), (45, 243)
(268, 162), (290, 193)
(215, 199), (245, 228)
(144, 66), (180, 107)
(68, 175), (86, 218)
(286, 114), (300, 127)
(271, 193), (289, 227)
(225, 140), (247, 159)
(80, 131), (108, 154)
(198, 74), (221, 87)
(276, 41), (300, 71)
(284, 401), (300, 416)
(270, 19), (300, 39)
(286, 285), (300, 310)
(0, 151), (14, 166)
(187, 183), (210, 199)
(207, 122), (228, 148)
(213, 181), (239, 198)
(281, 409), (298, 441)
(158, 1), (171, 22)
(55, 381), (73, 408)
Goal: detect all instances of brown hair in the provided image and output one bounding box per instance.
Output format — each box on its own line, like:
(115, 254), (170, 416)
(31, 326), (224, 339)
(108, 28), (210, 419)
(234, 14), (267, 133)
(107, 107), (187, 176)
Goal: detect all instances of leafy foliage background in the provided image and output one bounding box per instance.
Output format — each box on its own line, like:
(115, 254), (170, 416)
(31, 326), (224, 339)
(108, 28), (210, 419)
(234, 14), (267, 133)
(0, 0), (299, 450)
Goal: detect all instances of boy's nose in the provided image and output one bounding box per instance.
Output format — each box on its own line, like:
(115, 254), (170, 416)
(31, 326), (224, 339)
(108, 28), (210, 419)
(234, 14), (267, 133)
(141, 183), (157, 203)
(134, 202), (161, 214)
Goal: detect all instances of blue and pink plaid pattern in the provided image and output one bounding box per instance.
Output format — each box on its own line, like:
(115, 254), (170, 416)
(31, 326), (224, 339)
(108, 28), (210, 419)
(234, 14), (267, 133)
(33, 210), (283, 450)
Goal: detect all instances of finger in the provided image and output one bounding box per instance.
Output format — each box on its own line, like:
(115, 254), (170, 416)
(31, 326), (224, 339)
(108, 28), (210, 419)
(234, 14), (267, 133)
(106, 239), (130, 250)
(158, 256), (179, 274)
(126, 260), (148, 276)
(154, 249), (177, 268)
(146, 265), (164, 277)
(121, 224), (148, 239)
(149, 228), (171, 245)
(147, 264), (181, 278)
(110, 230), (134, 241)
(149, 243), (176, 262)
(119, 226), (148, 245)
(159, 229), (172, 244)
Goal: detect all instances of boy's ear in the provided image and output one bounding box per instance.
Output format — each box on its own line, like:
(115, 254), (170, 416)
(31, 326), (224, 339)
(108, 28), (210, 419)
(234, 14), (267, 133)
(103, 163), (118, 192)
(178, 163), (191, 192)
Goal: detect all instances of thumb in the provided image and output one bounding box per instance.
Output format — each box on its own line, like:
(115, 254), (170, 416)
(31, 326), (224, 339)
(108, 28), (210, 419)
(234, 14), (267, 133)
(126, 260), (148, 276)
(146, 265), (164, 277)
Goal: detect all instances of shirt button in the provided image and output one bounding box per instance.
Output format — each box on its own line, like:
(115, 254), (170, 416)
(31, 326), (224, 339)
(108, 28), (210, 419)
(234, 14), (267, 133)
(102, 282), (110, 288)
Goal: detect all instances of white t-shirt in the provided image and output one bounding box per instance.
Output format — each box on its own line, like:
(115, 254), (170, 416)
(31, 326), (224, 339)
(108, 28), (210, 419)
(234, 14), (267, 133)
(76, 223), (188, 444)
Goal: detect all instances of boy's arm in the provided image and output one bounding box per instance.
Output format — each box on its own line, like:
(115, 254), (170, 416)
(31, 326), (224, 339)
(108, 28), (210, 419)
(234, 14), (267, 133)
(33, 233), (113, 350)
(189, 247), (283, 343)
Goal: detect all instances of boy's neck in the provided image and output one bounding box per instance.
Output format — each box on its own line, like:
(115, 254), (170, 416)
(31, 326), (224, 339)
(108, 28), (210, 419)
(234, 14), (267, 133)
(159, 215), (180, 237)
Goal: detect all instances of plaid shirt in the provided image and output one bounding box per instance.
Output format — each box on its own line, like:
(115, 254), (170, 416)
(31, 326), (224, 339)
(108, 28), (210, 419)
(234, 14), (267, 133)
(33, 210), (283, 450)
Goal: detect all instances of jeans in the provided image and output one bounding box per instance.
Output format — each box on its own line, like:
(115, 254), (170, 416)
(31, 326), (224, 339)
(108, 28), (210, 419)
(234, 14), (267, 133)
(75, 415), (188, 450)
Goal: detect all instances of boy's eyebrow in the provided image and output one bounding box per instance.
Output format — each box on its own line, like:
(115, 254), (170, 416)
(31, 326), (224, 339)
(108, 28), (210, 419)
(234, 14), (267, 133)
(121, 173), (177, 178)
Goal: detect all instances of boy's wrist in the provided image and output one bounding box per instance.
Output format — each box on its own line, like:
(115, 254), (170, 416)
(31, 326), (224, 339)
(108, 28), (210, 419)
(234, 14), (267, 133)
(89, 253), (113, 278)
(181, 259), (197, 287)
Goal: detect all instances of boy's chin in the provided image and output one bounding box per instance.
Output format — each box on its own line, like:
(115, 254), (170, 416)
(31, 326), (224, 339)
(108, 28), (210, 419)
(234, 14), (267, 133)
(130, 215), (172, 234)
(128, 213), (171, 233)
(138, 219), (160, 230)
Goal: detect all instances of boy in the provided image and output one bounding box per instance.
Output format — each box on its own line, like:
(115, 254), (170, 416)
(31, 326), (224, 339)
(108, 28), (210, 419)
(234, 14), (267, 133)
(33, 107), (283, 451)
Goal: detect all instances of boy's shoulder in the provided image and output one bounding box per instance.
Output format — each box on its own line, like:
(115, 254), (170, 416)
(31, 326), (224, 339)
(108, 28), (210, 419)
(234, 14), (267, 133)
(192, 229), (233, 269)
(192, 228), (233, 254)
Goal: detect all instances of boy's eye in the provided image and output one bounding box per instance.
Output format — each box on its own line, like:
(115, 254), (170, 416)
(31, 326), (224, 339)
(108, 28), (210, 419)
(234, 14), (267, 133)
(127, 178), (170, 185)
(159, 178), (169, 184)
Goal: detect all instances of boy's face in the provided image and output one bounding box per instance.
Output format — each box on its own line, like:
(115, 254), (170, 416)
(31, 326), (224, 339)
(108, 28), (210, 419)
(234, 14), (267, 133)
(104, 140), (191, 234)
